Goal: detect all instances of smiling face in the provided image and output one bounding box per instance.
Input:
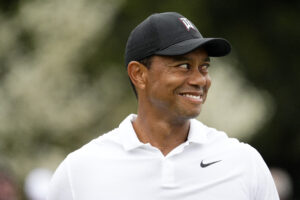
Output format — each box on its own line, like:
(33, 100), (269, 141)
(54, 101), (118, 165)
(141, 48), (211, 121)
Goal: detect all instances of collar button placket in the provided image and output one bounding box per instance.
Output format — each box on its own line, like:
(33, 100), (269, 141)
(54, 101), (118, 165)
(161, 158), (176, 188)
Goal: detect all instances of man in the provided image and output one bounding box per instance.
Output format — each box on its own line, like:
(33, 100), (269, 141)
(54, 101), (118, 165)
(48, 12), (279, 199)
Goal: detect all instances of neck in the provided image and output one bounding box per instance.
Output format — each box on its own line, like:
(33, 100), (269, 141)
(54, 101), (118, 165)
(132, 108), (190, 156)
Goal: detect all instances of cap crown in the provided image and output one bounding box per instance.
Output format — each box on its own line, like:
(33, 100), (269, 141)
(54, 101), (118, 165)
(125, 12), (203, 66)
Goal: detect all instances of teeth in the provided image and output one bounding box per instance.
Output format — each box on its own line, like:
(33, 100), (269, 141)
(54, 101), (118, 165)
(182, 94), (201, 99)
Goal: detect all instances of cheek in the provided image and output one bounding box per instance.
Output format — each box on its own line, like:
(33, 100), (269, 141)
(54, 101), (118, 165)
(205, 75), (212, 90)
(152, 72), (184, 89)
(165, 75), (185, 87)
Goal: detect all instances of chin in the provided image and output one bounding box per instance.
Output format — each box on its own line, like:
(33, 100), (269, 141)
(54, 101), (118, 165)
(187, 112), (201, 119)
(178, 109), (201, 120)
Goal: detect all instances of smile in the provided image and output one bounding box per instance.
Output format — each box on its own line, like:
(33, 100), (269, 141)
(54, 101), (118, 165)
(179, 92), (204, 103)
(182, 94), (201, 100)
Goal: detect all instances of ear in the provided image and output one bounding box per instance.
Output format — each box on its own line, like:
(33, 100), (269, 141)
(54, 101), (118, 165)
(127, 61), (148, 90)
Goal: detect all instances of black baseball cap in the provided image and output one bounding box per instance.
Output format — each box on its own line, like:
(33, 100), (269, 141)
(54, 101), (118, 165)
(125, 12), (231, 67)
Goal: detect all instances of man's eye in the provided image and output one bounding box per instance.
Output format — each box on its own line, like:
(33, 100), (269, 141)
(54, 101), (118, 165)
(200, 64), (210, 71)
(178, 63), (189, 69)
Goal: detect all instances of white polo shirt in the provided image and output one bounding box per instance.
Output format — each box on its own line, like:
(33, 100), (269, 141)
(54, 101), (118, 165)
(47, 114), (279, 200)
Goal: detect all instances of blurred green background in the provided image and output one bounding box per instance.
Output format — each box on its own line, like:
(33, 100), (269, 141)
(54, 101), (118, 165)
(0, 0), (299, 199)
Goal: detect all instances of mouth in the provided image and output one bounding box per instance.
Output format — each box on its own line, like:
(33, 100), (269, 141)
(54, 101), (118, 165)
(178, 92), (204, 103)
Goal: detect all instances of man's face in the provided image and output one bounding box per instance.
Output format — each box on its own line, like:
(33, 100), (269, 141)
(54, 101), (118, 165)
(143, 48), (211, 120)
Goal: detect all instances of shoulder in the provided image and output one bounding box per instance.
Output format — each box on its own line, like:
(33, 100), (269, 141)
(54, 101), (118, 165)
(59, 114), (137, 167)
(47, 128), (124, 200)
(67, 127), (123, 162)
(192, 119), (261, 159)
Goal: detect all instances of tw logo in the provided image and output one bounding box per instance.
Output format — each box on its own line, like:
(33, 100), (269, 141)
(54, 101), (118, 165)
(179, 18), (196, 31)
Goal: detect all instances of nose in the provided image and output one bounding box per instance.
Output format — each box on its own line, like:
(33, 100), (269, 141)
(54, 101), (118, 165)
(187, 69), (207, 87)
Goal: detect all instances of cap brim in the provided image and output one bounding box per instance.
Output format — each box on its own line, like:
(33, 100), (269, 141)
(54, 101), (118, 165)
(155, 38), (231, 57)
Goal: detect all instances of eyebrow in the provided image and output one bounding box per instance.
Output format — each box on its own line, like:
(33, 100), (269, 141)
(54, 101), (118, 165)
(204, 57), (211, 62)
(171, 55), (210, 62)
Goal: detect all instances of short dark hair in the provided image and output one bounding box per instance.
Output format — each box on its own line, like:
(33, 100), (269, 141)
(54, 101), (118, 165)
(129, 56), (153, 98)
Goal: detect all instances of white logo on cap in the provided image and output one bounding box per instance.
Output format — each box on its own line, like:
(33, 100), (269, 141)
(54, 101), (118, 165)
(179, 17), (196, 31)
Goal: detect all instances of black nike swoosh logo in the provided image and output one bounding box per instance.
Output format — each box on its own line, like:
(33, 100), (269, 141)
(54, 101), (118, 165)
(200, 160), (222, 168)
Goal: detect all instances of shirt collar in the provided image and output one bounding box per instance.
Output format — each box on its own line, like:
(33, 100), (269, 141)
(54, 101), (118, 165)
(119, 114), (145, 151)
(187, 119), (209, 144)
(119, 114), (209, 151)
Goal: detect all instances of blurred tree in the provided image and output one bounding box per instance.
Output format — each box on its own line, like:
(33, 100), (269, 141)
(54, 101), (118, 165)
(0, 0), (20, 16)
(0, 1), (128, 199)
